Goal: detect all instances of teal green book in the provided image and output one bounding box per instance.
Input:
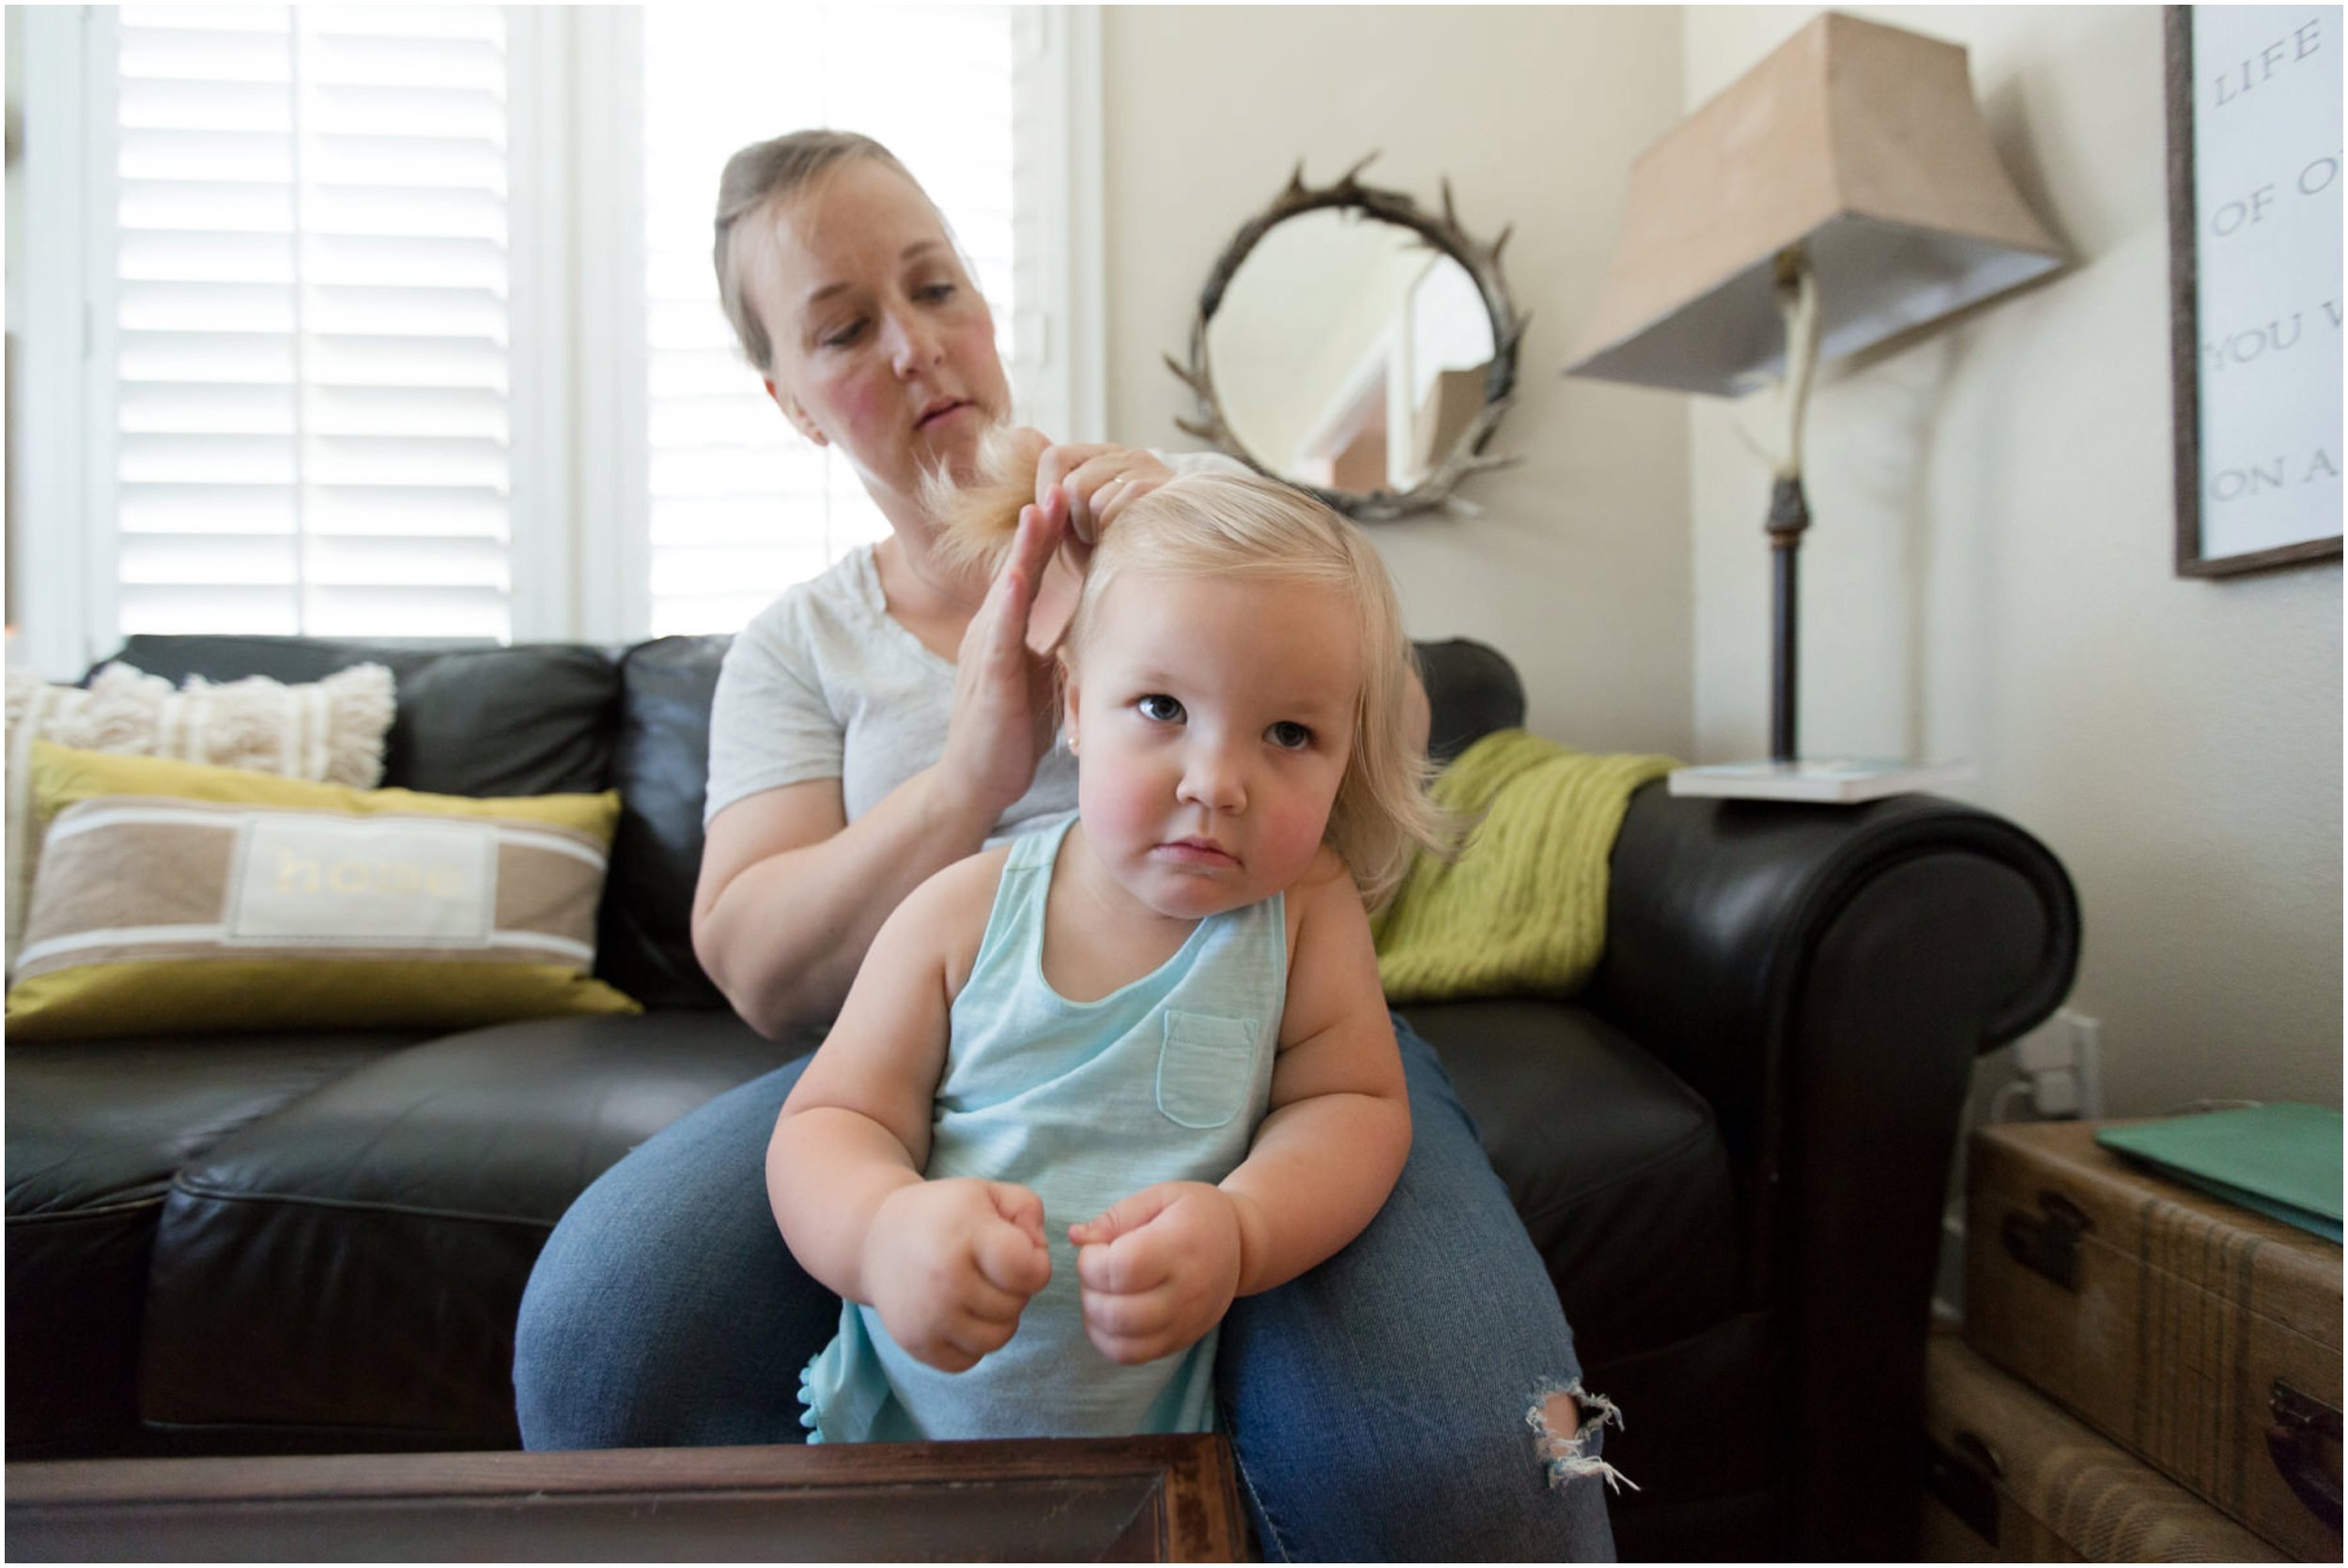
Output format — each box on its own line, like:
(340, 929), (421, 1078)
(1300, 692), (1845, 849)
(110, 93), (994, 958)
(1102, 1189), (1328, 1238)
(2096, 1103), (2343, 1244)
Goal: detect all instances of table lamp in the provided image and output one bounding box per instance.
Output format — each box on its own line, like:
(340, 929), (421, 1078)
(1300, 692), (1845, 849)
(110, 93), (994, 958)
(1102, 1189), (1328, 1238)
(1566, 11), (2066, 802)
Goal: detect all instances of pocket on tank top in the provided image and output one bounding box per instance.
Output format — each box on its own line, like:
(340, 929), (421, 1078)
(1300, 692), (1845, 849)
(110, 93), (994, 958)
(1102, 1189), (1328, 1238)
(1155, 1010), (1258, 1130)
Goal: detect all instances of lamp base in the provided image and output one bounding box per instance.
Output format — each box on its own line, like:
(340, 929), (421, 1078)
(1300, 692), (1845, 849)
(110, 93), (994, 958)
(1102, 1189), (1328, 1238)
(1667, 757), (1975, 806)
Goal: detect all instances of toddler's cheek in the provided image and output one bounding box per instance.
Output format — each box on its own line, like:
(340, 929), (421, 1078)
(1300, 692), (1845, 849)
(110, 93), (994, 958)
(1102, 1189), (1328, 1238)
(1263, 807), (1336, 886)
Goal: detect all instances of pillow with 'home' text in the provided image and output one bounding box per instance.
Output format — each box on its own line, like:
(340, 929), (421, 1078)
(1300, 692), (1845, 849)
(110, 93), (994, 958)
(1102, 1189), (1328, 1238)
(8, 743), (640, 1041)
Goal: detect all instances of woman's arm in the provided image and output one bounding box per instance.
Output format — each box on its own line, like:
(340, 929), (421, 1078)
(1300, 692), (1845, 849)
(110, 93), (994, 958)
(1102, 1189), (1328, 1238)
(693, 500), (1073, 1035)
(765, 865), (965, 1295)
(694, 770), (997, 1037)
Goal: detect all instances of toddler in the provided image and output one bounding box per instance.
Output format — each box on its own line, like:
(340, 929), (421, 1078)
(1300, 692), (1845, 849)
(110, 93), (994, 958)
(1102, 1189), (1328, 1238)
(767, 462), (1451, 1441)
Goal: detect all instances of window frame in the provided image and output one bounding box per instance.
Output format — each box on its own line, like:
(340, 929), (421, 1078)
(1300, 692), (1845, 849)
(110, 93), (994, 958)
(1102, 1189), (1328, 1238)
(8, 3), (1103, 672)
(15, 5), (114, 680)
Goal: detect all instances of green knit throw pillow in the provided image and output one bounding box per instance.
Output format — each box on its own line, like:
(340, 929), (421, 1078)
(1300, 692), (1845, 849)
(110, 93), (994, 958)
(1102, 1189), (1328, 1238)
(1372, 730), (1676, 1005)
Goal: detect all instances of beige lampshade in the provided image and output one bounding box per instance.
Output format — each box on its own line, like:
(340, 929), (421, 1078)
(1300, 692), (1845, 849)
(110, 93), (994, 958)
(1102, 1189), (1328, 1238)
(1565, 11), (2066, 398)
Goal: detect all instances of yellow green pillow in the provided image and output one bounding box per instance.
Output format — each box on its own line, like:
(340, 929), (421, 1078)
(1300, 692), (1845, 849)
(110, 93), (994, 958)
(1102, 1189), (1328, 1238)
(8, 742), (641, 1040)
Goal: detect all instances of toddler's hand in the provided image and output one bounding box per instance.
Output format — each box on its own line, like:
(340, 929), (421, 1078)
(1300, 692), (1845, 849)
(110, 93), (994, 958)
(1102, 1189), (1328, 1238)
(1068, 1182), (1244, 1365)
(864, 1178), (1051, 1373)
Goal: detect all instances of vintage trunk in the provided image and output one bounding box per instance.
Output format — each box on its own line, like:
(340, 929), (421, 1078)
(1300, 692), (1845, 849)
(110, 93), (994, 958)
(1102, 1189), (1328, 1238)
(1964, 1119), (2342, 1561)
(1923, 1330), (2288, 1561)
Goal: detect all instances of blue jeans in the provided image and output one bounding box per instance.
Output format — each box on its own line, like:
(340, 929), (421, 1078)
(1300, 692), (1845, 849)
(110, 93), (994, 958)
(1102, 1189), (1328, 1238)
(515, 1016), (1616, 1560)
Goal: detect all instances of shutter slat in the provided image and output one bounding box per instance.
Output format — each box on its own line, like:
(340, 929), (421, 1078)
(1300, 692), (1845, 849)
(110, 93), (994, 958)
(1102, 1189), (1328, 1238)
(119, 80), (291, 133)
(117, 585), (303, 636)
(307, 485), (508, 535)
(121, 29), (291, 85)
(310, 437), (508, 489)
(122, 8), (287, 36)
(119, 280), (295, 331)
(120, 533), (300, 585)
(120, 433), (297, 485)
(305, 85), (507, 139)
(299, 587), (506, 639)
(307, 534), (509, 586)
(121, 382), (296, 435)
(297, 8), (507, 44)
(300, 134), (509, 189)
(120, 484), (300, 532)
(307, 334), (507, 381)
(121, 229), (294, 283)
(121, 231), (505, 288)
(304, 37), (504, 94)
(119, 128), (291, 181)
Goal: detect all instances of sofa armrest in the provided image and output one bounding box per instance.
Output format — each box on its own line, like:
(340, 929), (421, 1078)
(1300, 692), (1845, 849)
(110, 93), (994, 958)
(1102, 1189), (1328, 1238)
(1584, 783), (2079, 1558)
(1414, 638), (1526, 763)
(1589, 786), (2078, 1172)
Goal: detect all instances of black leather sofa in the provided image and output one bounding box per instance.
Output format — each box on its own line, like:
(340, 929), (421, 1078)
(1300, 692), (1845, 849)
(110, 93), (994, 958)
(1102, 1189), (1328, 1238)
(6, 631), (2078, 1561)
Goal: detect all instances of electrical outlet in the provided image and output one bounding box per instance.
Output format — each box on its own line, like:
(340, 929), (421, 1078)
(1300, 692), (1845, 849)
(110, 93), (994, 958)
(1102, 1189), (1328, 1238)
(2011, 1009), (2104, 1120)
(2032, 1062), (2082, 1116)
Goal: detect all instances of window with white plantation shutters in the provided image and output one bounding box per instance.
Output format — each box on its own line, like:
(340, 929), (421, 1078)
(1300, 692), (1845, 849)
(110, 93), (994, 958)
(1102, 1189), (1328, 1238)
(640, 4), (1016, 638)
(110, 4), (512, 641)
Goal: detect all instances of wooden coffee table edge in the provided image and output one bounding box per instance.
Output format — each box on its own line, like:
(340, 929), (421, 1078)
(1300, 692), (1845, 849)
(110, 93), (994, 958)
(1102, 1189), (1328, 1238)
(7, 1433), (1249, 1561)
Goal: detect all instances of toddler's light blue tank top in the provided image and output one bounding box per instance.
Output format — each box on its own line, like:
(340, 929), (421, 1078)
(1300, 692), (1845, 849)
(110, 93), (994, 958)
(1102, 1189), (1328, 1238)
(799, 814), (1285, 1441)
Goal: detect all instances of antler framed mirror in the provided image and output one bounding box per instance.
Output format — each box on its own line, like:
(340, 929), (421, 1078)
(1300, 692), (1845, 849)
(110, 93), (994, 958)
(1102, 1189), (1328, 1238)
(1166, 156), (1525, 521)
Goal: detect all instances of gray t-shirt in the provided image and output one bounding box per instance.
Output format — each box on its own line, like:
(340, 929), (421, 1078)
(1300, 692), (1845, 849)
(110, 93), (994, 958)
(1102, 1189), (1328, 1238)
(703, 543), (1079, 838)
(703, 450), (1248, 837)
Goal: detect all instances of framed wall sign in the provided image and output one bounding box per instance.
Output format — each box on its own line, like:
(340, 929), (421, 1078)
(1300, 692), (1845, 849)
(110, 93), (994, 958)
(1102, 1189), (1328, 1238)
(2167, 5), (2344, 577)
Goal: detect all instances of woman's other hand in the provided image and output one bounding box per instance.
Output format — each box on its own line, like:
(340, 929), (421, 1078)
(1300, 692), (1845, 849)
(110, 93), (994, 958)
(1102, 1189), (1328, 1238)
(1021, 435), (1176, 548)
(938, 491), (1068, 818)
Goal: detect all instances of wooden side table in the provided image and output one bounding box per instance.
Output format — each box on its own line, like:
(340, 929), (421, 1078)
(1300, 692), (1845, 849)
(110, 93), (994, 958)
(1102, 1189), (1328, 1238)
(6, 1435), (1247, 1561)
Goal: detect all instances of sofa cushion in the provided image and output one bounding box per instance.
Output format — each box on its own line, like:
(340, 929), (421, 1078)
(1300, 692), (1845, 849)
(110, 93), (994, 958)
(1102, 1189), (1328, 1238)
(598, 636), (730, 1009)
(1403, 998), (1739, 1360)
(137, 1010), (806, 1449)
(107, 637), (621, 800)
(6, 1032), (421, 1456)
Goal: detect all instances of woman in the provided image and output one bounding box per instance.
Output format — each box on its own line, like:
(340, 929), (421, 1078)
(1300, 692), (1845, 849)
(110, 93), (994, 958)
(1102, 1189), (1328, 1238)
(513, 131), (1617, 1560)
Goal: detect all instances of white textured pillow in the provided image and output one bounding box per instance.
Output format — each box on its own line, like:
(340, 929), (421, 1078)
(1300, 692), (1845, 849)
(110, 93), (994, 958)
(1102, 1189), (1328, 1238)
(4, 658), (395, 976)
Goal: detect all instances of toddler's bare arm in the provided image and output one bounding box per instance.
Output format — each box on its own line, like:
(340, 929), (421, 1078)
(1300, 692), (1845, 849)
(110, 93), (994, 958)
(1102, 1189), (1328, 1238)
(765, 851), (1002, 1301)
(1219, 849), (1412, 1297)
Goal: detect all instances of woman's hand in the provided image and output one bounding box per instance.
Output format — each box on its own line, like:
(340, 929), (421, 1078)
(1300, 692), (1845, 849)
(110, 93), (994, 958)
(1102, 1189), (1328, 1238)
(1022, 435), (1177, 550)
(1068, 1182), (1247, 1365)
(937, 491), (1070, 818)
(863, 1178), (1053, 1374)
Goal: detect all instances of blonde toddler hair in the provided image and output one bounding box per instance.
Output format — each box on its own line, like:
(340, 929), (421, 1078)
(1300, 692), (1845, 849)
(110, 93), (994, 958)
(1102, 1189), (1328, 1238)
(922, 429), (1456, 911)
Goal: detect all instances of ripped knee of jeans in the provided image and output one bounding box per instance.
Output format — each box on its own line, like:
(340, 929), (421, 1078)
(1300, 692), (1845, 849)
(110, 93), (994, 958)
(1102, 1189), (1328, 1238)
(1529, 1378), (1637, 1494)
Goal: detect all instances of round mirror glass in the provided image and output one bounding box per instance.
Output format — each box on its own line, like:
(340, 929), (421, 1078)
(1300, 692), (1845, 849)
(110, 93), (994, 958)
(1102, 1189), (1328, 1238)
(1206, 208), (1497, 496)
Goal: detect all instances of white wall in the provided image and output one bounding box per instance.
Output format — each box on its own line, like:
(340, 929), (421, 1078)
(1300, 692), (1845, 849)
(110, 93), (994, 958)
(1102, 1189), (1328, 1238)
(1684, 7), (2343, 1113)
(5, 5), (23, 634)
(1101, 6), (1692, 756)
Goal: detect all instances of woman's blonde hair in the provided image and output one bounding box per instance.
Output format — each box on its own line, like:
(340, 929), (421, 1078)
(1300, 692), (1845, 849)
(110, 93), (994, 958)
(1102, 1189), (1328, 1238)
(712, 129), (922, 374)
(921, 430), (1455, 910)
